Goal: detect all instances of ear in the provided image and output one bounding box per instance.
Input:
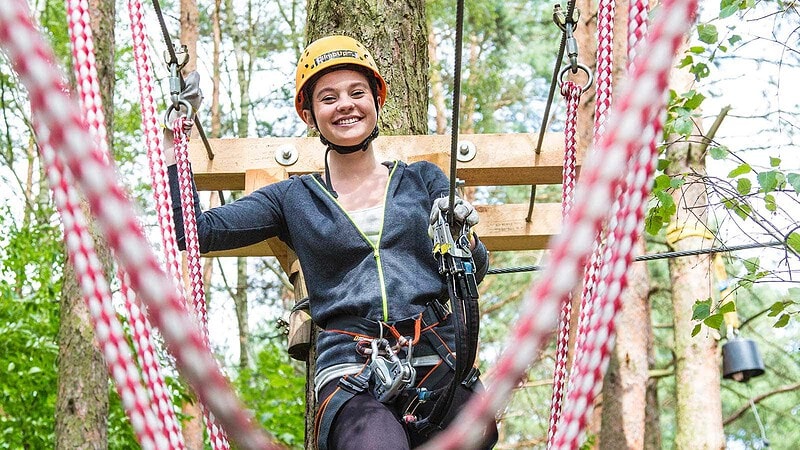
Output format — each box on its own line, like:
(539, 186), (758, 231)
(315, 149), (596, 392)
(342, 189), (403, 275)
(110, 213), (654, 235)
(301, 109), (316, 129)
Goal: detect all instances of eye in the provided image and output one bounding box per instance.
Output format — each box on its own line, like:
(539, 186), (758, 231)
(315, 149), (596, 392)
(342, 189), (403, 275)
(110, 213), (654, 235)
(351, 89), (366, 98)
(320, 95), (337, 103)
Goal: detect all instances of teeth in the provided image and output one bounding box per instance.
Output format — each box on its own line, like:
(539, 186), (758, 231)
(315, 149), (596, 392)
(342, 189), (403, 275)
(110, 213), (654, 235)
(337, 117), (359, 125)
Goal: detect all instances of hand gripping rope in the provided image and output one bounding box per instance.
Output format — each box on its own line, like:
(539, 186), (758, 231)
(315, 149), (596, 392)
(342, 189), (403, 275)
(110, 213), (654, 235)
(128, 0), (229, 447)
(66, 0), (186, 447)
(419, 0), (698, 448)
(127, 0), (230, 446)
(0, 0), (280, 448)
(172, 120), (231, 450)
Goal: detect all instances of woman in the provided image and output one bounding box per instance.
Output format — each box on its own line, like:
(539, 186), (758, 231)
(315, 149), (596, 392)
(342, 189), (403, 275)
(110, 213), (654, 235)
(166, 35), (497, 449)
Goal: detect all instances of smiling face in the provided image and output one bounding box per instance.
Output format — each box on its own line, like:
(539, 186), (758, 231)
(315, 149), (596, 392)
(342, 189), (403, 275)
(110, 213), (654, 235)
(302, 69), (378, 148)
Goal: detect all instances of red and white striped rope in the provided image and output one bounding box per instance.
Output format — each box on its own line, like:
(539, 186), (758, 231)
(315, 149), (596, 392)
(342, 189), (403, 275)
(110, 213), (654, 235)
(126, 0), (184, 288)
(125, 0), (228, 446)
(121, 270), (186, 448)
(593, 0), (616, 139)
(628, 0), (650, 63)
(172, 121), (210, 336)
(66, 0), (185, 446)
(65, 0), (109, 163)
(0, 1), (279, 447)
(32, 127), (167, 447)
(546, 79), (582, 446)
(420, 0), (697, 448)
(173, 120), (230, 450)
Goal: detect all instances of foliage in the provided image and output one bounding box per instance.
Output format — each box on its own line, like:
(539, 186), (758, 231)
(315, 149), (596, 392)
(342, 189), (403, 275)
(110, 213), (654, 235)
(233, 337), (306, 448)
(0, 205), (63, 448)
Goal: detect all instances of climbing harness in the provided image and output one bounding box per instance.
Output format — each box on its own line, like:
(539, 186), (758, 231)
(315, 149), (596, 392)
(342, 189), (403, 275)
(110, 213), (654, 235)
(315, 299), (457, 449)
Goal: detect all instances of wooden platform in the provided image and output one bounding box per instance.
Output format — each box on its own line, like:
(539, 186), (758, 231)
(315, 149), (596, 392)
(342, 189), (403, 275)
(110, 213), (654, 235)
(188, 132), (579, 258)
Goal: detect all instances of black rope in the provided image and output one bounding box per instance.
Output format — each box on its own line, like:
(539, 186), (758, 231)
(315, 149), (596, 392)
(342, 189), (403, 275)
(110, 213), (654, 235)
(446, 0), (466, 221)
(528, 1), (579, 222)
(150, 0), (224, 205)
(486, 239), (787, 275)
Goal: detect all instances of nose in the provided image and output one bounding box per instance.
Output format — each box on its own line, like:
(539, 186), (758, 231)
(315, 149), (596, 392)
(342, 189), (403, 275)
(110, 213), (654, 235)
(336, 97), (355, 112)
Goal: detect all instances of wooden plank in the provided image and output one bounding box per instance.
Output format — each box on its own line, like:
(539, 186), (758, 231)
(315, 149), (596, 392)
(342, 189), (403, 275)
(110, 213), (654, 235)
(203, 202), (561, 257)
(188, 132), (575, 191)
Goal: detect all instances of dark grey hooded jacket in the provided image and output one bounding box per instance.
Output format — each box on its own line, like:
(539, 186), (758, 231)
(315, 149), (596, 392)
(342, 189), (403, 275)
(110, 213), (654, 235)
(169, 160), (488, 374)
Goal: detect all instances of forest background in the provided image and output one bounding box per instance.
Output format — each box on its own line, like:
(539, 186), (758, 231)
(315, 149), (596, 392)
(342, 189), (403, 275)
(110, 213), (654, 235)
(0, 0), (799, 449)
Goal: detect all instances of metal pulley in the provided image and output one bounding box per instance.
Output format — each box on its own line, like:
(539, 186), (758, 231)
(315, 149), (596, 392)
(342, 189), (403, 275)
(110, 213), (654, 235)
(722, 337), (765, 382)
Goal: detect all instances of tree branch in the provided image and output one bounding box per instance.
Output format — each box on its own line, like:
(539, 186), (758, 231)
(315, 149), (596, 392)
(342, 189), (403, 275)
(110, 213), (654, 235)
(723, 382), (800, 426)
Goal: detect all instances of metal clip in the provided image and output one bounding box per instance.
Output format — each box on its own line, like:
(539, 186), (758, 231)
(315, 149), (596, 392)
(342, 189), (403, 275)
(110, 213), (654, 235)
(553, 4), (582, 73)
(163, 44), (193, 128)
(369, 339), (416, 403)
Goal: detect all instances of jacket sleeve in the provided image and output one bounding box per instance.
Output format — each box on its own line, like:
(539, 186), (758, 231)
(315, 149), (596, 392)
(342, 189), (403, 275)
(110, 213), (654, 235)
(420, 161), (490, 285)
(168, 165), (288, 253)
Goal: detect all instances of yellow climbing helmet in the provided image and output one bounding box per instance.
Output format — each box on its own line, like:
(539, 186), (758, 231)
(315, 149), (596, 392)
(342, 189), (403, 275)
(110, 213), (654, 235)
(295, 35), (387, 118)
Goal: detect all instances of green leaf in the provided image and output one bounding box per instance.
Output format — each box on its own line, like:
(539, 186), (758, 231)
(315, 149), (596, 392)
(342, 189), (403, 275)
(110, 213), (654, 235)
(689, 46), (705, 54)
(673, 116), (695, 135)
(654, 174), (671, 191)
(764, 194), (776, 212)
(678, 55), (693, 68)
(728, 35), (742, 45)
(698, 24), (719, 44)
(657, 158), (670, 171)
(774, 313), (790, 328)
(786, 232), (800, 254)
(670, 177), (686, 189)
(691, 323), (703, 337)
(743, 257), (760, 274)
(692, 298), (712, 321)
(757, 170), (779, 193)
(709, 145), (728, 160)
(703, 313), (724, 330)
(787, 173), (800, 194)
(728, 163), (752, 178)
(736, 178), (751, 196)
(770, 156), (781, 167)
(719, 301), (736, 314)
(719, 4), (739, 18)
(690, 62), (710, 80)
(767, 301), (786, 317)
(684, 92), (706, 109)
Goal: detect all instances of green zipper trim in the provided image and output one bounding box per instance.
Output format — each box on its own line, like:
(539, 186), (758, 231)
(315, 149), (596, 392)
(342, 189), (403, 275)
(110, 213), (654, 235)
(311, 161), (399, 321)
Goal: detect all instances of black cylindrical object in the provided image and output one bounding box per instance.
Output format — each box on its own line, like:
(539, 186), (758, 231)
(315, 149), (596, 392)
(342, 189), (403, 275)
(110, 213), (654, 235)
(722, 338), (765, 382)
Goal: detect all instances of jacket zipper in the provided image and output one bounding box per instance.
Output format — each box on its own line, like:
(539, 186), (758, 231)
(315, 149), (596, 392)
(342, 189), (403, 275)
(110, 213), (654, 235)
(313, 161), (399, 321)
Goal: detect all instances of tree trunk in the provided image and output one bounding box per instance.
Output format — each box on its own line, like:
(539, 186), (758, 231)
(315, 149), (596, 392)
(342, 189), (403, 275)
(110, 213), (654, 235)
(55, 0), (114, 446)
(180, 0), (200, 74)
(211, 0), (222, 137)
(428, 24), (447, 135)
(665, 65), (724, 449)
(599, 241), (652, 449)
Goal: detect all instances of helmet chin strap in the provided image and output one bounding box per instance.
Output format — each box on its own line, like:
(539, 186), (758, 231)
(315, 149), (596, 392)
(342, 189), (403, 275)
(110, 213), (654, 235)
(319, 126), (380, 199)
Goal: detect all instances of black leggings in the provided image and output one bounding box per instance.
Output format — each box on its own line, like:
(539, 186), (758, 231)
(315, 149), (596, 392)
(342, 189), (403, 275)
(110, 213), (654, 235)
(316, 375), (498, 450)
(318, 380), (411, 450)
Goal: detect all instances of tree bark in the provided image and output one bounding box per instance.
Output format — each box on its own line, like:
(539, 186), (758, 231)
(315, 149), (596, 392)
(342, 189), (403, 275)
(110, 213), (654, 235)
(600, 241), (652, 449)
(180, 0), (200, 74)
(665, 64), (725, 450)
(55, 0), (114, 446)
